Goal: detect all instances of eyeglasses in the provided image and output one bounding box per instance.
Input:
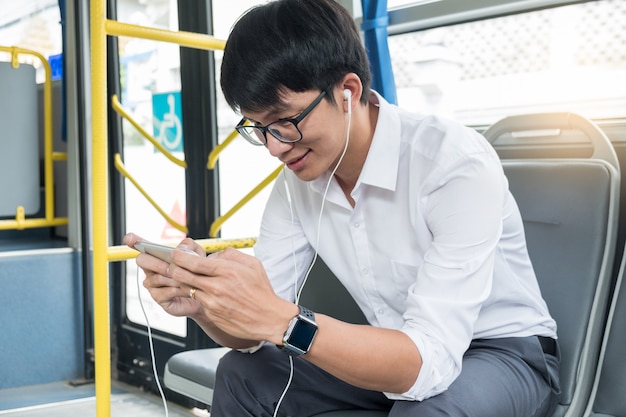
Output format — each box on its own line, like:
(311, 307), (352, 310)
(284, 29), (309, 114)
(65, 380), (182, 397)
(235, 90), (327, 146)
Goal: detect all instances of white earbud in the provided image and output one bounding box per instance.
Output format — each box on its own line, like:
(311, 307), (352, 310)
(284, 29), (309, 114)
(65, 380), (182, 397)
(343, 89), (351, 115)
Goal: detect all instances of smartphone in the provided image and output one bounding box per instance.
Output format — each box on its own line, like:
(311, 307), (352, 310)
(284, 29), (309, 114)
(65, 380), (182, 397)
(134, 241), (197, 263)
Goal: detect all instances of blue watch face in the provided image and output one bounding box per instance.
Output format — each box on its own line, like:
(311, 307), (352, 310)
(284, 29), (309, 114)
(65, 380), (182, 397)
(289, 318), (318, 351)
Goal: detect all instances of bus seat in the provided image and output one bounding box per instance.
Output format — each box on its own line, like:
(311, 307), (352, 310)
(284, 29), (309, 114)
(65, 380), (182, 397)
(582, 248), (626, 417)
(483, 112), (620, 417)
(165, 112), (619, 417)
(164, 346), (229, 405)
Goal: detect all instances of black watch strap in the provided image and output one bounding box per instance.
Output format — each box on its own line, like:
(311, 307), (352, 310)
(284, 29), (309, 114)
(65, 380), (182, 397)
(299, 306), (315, 321)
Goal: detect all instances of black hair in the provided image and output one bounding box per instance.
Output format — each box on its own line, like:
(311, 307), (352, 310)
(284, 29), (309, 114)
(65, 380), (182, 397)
(220, 0), (372, 113)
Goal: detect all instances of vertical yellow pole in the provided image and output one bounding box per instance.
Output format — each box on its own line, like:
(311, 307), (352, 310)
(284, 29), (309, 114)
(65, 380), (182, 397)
(41, 59), (54, 221)
(90, 0), (111, 416)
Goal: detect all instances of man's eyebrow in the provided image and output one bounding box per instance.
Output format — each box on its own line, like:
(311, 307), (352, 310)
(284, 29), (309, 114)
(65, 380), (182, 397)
(268, 99), (293, 116)
(241, 100), (294, 124)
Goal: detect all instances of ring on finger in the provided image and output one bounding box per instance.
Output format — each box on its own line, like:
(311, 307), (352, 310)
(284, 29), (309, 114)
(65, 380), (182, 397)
(189, 287), (197, 300)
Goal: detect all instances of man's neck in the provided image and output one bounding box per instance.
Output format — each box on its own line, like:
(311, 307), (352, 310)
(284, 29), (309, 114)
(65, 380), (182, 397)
(332, 100), (379, 204)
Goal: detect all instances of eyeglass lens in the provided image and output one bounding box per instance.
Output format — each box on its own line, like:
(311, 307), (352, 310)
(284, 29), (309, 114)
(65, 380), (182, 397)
(240, 120), (301, 144)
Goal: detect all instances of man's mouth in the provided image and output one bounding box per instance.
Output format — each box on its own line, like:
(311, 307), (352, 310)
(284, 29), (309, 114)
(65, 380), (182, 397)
(284, 150), (310, 170)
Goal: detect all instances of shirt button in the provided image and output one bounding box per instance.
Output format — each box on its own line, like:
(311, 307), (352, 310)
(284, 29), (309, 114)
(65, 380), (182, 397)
(361, 268), (369, 275)
(378, 309), (385, 315)
(353, 222), (360, 228)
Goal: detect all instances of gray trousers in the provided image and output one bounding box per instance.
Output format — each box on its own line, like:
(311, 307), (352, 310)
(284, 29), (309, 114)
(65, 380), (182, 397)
(210, 336), (561, 417)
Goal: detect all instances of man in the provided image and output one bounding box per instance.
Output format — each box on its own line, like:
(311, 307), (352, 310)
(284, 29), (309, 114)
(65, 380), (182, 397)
(125, 0), (560, 415)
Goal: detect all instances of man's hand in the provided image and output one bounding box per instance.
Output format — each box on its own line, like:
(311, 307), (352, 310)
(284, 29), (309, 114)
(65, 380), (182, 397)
(166, 247), (298, 345)
(123, 232), (204, 318)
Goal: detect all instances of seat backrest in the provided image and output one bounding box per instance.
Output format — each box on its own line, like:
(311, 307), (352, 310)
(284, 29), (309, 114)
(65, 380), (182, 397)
(483, 112), (620, 417)
(584, 249), (626, 417)
(299, 258), (369, 325)
(0, 61), (40, 216)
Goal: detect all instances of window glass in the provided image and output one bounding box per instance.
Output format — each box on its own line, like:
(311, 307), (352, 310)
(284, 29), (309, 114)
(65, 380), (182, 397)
(0, 0), (62, 82)
(389, 0), (626, 125)
(387, 0), (442, 9)
(214, 1), (279, 243)
(119, 0), (277, 336)
(117, 0), (187, 336)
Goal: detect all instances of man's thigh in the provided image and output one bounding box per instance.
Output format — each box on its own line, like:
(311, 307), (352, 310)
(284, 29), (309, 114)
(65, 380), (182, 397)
(213, 337), (558, 417)
(390, 337), (560, 417)
(212, 345), (393, 417)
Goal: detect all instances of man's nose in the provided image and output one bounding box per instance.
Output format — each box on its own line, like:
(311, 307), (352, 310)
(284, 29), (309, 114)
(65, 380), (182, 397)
(265, 135), (295, 157)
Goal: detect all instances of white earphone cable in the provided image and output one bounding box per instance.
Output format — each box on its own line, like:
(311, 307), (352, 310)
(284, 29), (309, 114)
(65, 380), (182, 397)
(274, 91), (352, 417)
(297, 91), (351, 303)
(136, 267), (169, 417)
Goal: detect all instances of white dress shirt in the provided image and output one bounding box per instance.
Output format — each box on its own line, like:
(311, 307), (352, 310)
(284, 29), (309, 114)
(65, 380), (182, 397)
(254, 92), (557, 401)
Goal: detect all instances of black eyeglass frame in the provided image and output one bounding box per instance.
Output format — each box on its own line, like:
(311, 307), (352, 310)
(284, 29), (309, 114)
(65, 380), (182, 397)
(235, 89), (328, 146)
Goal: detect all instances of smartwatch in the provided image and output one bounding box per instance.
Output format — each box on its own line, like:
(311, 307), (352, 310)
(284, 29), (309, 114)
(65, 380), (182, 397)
(281, 305), (318, 356)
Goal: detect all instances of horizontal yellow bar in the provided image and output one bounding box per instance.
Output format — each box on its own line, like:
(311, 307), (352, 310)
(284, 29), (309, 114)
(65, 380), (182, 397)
(53, 152), (68, 161)
(0, 45), (48, 61)
(0, 217), (69, 230)
(105, 20), (226, 51)
(107, 237), (257, 262)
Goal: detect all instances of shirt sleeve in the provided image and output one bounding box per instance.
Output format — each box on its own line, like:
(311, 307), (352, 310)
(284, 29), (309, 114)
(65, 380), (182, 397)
(254, 171), (315, 303)
(386, 147), (507, 401)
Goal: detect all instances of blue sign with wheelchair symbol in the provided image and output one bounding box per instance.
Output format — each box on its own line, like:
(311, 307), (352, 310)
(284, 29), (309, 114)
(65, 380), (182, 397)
(152, 92), (184, 153)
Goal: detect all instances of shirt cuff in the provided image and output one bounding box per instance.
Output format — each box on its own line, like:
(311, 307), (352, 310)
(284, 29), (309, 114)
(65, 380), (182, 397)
(383, 329), (458, 401)
(236, 340), (266, 354)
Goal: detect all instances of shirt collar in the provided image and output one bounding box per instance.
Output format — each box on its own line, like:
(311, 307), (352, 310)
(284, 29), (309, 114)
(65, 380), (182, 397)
(308, 91), (401, 197)
(357, 91), (401, 192)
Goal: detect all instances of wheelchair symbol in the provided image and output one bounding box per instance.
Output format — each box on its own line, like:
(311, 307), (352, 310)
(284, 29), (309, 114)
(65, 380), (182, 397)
(156, 94), (183, 151)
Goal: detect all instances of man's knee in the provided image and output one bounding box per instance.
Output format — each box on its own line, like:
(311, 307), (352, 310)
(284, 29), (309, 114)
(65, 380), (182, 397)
(212, 347), (291, 416)
(215, 349), (249, 378)
(215, 345), (288, 386)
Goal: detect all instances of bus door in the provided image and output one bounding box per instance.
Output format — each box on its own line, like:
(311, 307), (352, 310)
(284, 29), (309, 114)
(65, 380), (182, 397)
(111, 0), (276, 401)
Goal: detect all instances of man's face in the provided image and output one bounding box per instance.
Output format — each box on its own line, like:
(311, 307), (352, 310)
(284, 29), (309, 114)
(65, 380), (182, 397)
(240, 88), (349, 182)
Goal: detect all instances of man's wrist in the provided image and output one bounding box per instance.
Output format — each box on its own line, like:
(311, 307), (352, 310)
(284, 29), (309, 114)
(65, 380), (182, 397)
(280, 305), (318, 356)
(273, 302), (300, 345)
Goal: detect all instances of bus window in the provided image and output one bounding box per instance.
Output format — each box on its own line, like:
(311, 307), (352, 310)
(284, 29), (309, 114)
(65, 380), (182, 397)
(213, 2), (280, 243)
(116, 0), (187, 337)
(0, 1), (62, 82)
(118, 0), (278, 337)
(388, 0), (626, 126)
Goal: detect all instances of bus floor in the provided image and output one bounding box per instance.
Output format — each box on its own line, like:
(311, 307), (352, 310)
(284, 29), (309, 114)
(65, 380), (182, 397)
(0, 380), (207, 417)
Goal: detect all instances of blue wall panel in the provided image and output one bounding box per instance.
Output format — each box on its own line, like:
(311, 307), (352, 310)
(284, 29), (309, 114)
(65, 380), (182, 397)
(0, 250), (84, 388)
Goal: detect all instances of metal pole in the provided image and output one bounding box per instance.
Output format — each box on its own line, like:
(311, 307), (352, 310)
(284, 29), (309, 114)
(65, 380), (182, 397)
(90, 0), (111, 415)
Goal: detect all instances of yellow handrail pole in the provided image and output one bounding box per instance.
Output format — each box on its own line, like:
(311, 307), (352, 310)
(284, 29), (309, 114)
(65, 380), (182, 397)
(0, 46), (59, 225)
(207, 129), (239, 169)
(106, 237), (257, 262)
(91, 0), (111, 416)
(105, 20), (226, 51)
(111, 95), (186, 168)
(114, 153), (188, 233)
(40, 55), (54, 221)
(210, 165), (283, 237)
(0, 217), (68, 231)
(16, 206), (25, 229)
